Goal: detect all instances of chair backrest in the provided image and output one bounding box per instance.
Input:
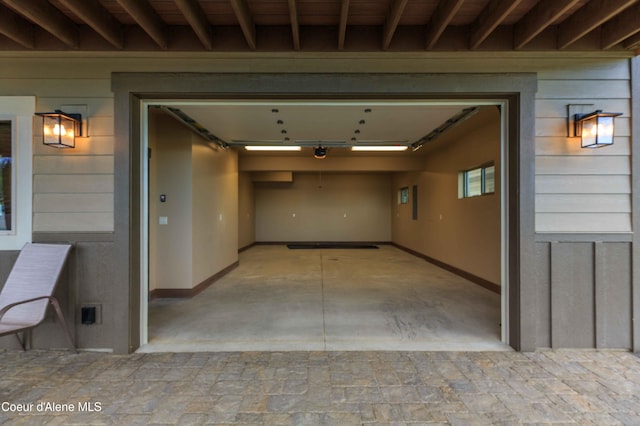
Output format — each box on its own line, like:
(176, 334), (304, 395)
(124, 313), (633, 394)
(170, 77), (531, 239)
(0, 243), (72, 326)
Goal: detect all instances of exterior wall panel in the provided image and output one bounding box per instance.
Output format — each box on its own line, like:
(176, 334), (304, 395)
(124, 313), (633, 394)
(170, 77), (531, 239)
(535, 241), (632, 350)
(595, 242), (632, 349)
(534, 242), (551, 348)
(550, 242), (596, 348)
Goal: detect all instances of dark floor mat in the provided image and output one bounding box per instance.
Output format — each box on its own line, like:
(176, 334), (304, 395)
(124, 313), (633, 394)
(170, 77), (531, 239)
(287, 243), (379, 249)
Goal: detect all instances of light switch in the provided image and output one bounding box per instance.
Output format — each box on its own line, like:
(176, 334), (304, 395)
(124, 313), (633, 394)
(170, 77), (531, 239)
(159, 216), (168, 225)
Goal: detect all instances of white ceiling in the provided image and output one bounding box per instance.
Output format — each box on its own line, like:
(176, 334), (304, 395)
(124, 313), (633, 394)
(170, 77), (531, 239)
(159, 100), (473, 156)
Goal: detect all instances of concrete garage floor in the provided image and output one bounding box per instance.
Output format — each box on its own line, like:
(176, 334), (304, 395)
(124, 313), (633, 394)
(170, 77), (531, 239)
(142, 245), (510, 352)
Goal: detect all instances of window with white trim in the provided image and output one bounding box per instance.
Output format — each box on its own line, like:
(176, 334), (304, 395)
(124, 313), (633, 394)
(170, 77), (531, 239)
(458, 163), (495, 199)
(0, 97), (34, 249)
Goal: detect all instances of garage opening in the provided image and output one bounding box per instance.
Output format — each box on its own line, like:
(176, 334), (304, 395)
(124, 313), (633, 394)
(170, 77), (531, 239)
(139, 100), (509, 352)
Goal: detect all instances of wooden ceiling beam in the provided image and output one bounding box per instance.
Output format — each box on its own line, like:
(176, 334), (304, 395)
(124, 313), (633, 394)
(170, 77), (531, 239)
(0, 5), (35, 48)
(229, 0), (256, 50)
(601, 3), (640, 49)
(58, 0), (123, 49)
(470, 0), (523, 49)
(558, 0), (636, 49)
(175, 0), (214, 50)
(2, 0), (78, 48)
(287, 0), (300, 50)
(116, 0), (168, 49)
(338, 0), (350, 50)
(425, 0), (464, 49)
(624, 32), (640, 49)
(382, 0), (409, 50)
(513, 0), (581, 49)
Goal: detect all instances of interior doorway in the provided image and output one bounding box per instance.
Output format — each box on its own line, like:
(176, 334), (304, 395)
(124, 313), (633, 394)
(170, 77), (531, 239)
(141, 99), (508, 351)
(110, 72), (538, 353)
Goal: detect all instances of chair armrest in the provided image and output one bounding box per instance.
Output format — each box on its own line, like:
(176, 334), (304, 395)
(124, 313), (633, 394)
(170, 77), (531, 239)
(0, 296), (54, 322)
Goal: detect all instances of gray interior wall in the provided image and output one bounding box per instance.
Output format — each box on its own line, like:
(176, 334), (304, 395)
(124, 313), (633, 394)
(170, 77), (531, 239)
(149, 111), (239, 291)
(238, 172), (256, 249)
(149, 110), (193, 291)
(392, 107), (502, 285)
(255, 173), (392, 242)
(190, 138), (239, 286)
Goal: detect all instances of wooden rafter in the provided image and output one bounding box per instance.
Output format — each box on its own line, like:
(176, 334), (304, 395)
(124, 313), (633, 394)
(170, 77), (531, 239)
(338, 0), (350, 50)
(601, 3), (640, 49)
(58, 0), (123, 49)
(513, 0), (581, 49)
(0, 6), (35, 48)
(2, 0), (78, 48)
(624, 32), (640, 49)
(115, 0), (167, 49)
(425, 0), (464, 49)
(175, 0), (214, 50)
(287, 0), (300, 50)
(382, 0), (409, 50)
(229, 0), (256, 50)
(470, 0), (523, 49)
(558, 0), (637, 49)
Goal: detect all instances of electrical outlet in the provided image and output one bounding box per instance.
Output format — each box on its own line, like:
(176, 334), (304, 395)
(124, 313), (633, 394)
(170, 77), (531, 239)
(80, 304), (102, 325)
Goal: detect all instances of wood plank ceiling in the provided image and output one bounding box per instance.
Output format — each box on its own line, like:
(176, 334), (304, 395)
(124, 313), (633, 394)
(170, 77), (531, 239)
(0, 0), (638, 53)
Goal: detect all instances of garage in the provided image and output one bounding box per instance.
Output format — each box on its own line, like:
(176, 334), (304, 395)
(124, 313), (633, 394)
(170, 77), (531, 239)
(141, 99), (508, 351)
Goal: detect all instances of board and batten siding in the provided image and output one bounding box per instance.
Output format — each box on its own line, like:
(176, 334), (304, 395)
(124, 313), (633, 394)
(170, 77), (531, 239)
(533, 59), (635, 349)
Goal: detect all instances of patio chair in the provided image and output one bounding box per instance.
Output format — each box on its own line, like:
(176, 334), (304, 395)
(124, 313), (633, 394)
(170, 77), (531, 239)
(0, 243), (75, 352)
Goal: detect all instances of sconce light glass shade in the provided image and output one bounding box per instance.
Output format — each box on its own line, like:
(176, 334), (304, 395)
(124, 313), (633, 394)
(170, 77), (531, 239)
(35, 110), (82, 148)
(574, 110), (621, 148)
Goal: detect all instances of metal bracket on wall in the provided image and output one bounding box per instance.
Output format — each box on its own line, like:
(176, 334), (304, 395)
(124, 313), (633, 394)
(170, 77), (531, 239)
(567, 104), (594, 138)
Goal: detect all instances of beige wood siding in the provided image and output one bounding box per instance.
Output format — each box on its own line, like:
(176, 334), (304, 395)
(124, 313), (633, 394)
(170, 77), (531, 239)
(32, 98), (114, 232)
(535, 61), (632, 233)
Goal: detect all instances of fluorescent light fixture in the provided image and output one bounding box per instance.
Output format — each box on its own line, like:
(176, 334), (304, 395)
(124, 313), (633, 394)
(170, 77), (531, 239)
(351, 146), (408, 152)
(244, 146), (301, 151)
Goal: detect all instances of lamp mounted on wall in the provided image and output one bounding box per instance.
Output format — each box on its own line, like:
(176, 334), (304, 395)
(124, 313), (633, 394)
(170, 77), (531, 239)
(35, 110), (82, 148)
(573, 110), (622, 148)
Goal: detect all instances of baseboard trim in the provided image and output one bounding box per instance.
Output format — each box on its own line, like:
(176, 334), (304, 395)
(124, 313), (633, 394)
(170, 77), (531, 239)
(254, 241), (392, 246)
(238, 242), (256, 253)
(392, 243), (501, 294)
(149, 261), (239, 299)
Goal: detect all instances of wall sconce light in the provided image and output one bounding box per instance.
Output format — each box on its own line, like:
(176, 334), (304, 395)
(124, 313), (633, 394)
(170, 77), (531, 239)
(35, 110), (82, 148)
(314, 145), (327, 159)
(573, 110), (622, 148)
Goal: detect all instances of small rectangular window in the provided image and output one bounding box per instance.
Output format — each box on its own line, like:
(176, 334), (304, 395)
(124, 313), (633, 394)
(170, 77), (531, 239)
(399, 187), (409, 204)
(0, 120), (12, 232)
(459, 163), (495, 199)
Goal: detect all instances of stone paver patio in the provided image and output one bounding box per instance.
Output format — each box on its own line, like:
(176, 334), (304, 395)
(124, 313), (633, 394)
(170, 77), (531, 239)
(1, 349), (640, 425)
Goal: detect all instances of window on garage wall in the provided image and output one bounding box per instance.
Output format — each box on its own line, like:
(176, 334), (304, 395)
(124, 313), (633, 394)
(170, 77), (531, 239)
(459, 163), (495, 199)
